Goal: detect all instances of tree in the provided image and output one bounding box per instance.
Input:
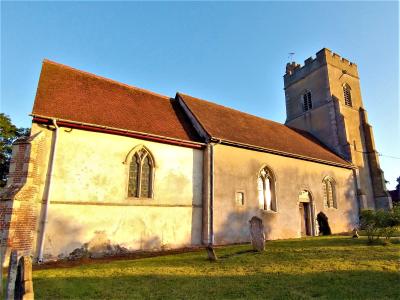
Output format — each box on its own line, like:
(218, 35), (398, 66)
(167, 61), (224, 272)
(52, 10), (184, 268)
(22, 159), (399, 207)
(0, 113), (30, 188)
(396, 176), (400, 192)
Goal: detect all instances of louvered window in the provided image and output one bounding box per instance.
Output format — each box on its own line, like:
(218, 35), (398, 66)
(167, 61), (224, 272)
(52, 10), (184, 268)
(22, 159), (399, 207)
(303, 91), (312, 111)
(343, 84), (352, 107)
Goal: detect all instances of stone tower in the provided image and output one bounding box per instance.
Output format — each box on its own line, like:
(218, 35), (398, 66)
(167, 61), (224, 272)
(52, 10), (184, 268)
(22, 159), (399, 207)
(283, 48), (392, 210)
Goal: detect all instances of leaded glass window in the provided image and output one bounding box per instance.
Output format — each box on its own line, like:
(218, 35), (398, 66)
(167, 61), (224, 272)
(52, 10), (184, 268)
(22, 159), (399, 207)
(128, 155), (140, 197)
(323, 177), (337, 208)
(258, 167), (277, 211)
(128, 147), (154, 198)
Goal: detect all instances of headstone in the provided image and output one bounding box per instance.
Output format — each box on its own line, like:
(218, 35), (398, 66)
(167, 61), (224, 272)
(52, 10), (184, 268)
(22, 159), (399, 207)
(206, 246), (217, 261)
(352, 228), (359, 239)
(249, 216), (265, 252)
(5, 250), (18, 300)
(14, 256), (24, 300)
(14, 256), (34, 300)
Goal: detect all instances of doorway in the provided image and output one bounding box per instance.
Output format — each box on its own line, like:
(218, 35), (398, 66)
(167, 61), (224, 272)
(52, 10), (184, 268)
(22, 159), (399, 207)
(299, 202), (312, 236)
(299, 190), (314, 237)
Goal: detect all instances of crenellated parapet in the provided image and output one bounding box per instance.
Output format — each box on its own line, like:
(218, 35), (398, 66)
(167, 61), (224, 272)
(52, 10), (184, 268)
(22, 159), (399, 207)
(284, 48), (359, 87)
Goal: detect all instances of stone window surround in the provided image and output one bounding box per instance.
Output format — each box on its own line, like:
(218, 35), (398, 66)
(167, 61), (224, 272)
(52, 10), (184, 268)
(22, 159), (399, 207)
(235, 190), (245, 206)
(125, 145), (155, 199)
(343, 83), (353, 107)
(302, 90), (313, 112)
(322, 176), (337, 209)
(257, 165), (278, 212)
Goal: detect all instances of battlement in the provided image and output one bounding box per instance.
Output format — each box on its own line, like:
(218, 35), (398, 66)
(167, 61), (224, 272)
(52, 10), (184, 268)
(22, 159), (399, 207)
(284, 48), (359, 87)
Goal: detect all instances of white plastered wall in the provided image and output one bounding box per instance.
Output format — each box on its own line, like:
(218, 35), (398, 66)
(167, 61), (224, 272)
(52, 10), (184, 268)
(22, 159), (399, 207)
(212, 144), (358, 244)
(31, 123), (203, 259)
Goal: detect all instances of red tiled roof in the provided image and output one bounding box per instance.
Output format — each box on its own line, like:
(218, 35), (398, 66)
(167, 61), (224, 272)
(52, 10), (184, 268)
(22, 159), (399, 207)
(32, 60), (201, 143)
(178, 93), (351, 166)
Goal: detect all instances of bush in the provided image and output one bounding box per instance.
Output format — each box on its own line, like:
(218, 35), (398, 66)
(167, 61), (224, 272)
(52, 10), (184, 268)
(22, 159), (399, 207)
(359, 205), (400, 243)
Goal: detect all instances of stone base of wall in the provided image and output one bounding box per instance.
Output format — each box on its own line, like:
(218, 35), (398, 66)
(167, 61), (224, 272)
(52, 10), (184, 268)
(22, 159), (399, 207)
(40, 202), (202, 261)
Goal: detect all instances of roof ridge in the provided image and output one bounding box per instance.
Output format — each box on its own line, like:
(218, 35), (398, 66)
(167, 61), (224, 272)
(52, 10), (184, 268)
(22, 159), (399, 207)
(42, 59), (170, 100)
(177, 92), (285, 127)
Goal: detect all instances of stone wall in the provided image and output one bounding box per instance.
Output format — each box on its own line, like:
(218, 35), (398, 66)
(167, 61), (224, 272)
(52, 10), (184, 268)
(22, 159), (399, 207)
(212, 144), (358, 244)
(0, 132), (46, 266)
(284, 48), (391, 210)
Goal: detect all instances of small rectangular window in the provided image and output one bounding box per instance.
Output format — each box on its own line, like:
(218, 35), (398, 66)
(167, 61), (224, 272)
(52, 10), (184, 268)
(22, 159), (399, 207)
(235, 192), (245, 206)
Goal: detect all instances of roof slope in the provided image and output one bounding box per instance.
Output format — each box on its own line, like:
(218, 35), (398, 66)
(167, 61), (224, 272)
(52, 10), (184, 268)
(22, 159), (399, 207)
(32, 60), (200, 142)
(178, 93), (350, 166)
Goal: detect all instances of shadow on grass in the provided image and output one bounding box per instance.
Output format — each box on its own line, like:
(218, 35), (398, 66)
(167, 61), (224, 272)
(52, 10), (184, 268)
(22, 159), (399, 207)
(34, 270), (399, 300)
(267, 236), (366, 248)
(218, 249), (257, 259)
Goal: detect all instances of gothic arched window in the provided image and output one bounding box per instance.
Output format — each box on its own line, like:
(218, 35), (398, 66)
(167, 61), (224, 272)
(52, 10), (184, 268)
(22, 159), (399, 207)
(257, 166), (277, 211)
(343, 84), (352, 107)
(323, 177), (337, 208)
(303, 91), (312, 111)
(128, 148), (154, 198)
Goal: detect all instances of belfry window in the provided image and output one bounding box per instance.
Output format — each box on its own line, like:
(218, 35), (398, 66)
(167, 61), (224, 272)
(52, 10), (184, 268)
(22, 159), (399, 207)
(303, 91), (312, 111)
(257, 166), (277, 211)
(128, 148), (154, 198)
(323, 177), (337, 208)
(343, 84), (352, 107)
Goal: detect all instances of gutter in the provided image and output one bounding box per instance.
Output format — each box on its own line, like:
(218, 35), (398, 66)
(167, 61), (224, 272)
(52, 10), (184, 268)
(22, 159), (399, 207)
(30, 114), (206, 150)
(37, 118), (59, 263)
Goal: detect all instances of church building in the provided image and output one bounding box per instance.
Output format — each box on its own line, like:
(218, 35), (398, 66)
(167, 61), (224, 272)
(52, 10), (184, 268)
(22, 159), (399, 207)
(0, 48), (392, 262)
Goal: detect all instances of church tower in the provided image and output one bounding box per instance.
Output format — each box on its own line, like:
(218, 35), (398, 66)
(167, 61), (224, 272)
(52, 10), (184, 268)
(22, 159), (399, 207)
(283, 48), (392, 210)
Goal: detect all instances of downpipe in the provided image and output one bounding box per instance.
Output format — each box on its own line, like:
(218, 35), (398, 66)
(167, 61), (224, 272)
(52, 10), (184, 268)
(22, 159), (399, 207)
(37, 118), (59, 263)
(209, 143), (214, 245)
(209, 139), (221, 246)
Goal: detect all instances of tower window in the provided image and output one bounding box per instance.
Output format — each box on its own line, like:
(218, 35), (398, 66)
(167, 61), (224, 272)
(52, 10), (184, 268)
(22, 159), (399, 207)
(343, 84), (352, 107)
(303, 91), (312, 111)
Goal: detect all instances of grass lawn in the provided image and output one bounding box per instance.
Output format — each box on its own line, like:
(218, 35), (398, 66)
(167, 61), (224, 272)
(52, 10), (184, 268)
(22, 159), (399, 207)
(27, 236), (400, 299)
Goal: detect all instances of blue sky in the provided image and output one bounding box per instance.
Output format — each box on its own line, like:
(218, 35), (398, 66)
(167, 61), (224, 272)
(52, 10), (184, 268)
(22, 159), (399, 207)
(1, 1), (399, 188)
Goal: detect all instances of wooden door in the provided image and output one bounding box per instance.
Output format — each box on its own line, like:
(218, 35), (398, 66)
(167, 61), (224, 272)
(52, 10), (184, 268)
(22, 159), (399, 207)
(299, 203), (306, 236)
(300, 202), (311, 236)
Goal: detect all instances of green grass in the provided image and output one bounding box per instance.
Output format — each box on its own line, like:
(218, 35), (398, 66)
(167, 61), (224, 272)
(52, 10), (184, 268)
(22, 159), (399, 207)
(31, 236), (400, 299)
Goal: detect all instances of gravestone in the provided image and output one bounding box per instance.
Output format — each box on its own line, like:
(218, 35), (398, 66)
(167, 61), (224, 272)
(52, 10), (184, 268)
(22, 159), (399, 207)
(249, 216), (265, 252)
(352, 228), (359, 238)
(18, 256), (34, 300)
(5, 252), (34, 300)
(206, 245), (217, 261)
(6, 250), (18, 300)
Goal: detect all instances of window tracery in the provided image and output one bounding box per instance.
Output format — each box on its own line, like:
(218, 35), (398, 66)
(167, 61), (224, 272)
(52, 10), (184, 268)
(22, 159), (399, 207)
(128, 147), (154, 198)
(257, 166), (277, 211)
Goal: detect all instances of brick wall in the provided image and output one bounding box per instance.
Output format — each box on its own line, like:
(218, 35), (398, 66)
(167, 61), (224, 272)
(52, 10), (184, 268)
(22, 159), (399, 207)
(1, 133), (44, 265)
